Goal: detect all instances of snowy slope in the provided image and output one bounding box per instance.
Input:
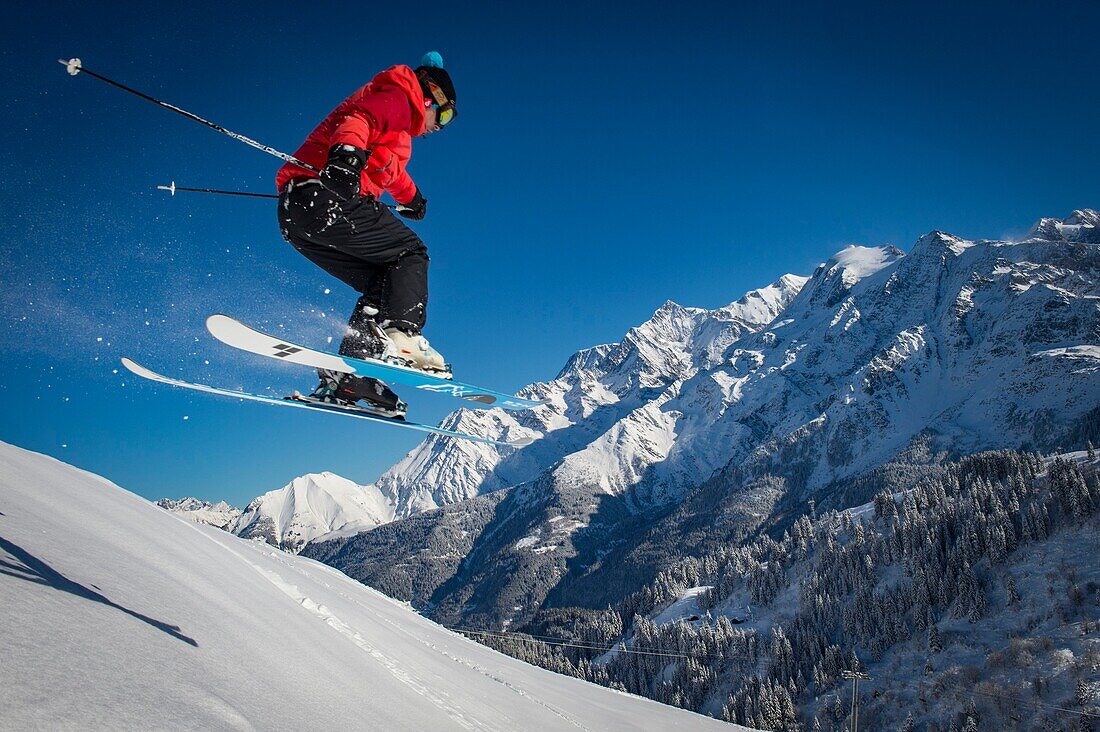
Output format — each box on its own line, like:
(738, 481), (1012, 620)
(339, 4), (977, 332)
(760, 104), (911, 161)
(231, 471), (395, 552)
(0, 441), (745, 731)
(156, 497), (242, 530)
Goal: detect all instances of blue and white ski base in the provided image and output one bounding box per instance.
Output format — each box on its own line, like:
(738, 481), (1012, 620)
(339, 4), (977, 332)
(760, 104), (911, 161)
(120, 358), (533, 448)
(205, 314), (546, 411)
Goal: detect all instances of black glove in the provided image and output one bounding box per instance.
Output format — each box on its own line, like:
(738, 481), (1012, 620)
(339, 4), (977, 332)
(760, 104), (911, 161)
(396, 188), (427, 220)
(319, 144), (367, 200)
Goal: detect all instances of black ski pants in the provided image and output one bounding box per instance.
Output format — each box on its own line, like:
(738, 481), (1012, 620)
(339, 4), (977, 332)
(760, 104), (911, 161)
(278, 179), (429, 358)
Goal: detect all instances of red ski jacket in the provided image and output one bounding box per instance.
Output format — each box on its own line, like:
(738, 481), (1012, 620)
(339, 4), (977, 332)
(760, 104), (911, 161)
(276, 65), (427, 204)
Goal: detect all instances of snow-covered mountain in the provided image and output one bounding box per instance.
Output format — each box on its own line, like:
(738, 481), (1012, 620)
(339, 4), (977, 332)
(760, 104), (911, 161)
(374, 210), (1100, 516)
(155, 472), (392, 553)
(306, 210), (1100, 630)
(155, 497), (242, 530)
(231, 471), (395, 553)
(374, 272), (808, 517)
(0, 440), (743, 731)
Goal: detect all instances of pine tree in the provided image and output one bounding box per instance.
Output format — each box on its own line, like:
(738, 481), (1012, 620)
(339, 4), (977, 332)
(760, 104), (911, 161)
(928, 623), (943, 653)
(1076, 678), (1092, 706)
(832, 693), (846, 723)
(963, 700), (980, 726)
(954, 560), (986, 622)
(1004, 574), (1020, 606)
(774, 685), (797, 731)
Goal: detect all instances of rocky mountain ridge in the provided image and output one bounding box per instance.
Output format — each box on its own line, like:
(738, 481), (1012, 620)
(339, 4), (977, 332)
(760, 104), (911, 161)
(156, 497), (242, 530)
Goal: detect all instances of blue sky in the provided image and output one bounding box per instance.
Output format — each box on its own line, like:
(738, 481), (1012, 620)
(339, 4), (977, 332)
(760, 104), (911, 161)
(3, 1), (1098, 507)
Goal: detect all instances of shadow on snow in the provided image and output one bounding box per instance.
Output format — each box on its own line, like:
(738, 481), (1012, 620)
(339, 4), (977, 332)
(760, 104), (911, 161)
(0, 534), (198, 647)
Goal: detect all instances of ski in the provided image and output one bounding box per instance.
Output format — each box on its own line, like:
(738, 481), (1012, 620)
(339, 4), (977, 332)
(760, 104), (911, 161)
(205, 314), (546, 411)
(120, 358), (534, 448)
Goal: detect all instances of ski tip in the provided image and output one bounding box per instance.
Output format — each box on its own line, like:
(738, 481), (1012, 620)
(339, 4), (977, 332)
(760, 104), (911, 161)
(505, 436), (535, 448)
(119, 356), (169, 383)
(205, 313), (246, 344)
(206, 313), (234, 330)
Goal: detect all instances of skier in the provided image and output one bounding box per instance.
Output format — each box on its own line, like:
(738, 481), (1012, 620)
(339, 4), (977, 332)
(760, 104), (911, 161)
(276, 52), (457, 418)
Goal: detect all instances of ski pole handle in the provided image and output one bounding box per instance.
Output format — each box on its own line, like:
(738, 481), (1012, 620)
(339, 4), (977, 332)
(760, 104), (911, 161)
(59, 57), (319, 173)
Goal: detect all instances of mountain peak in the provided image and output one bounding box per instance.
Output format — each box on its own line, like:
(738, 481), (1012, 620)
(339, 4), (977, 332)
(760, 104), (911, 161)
(290, 472), (340, 490)
(801, 244), (903, 309)
(824, 244), (905, 279)
(556, 343), (616, 380)
(908, 229), (980, 258)
(776, 272), (810, 291)
(1065, 209), (1099, 226)
(643, 300), (707, 330)
(725, 274), (809, 311)
(1024, 209), (1099, 244)
(233, 471), (395, 552)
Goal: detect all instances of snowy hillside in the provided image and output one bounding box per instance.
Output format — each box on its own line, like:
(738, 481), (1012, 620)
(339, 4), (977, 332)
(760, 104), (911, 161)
(156, 497), (242, 530)
(0, 441), (744, 731)
(231, 471), (395, 552)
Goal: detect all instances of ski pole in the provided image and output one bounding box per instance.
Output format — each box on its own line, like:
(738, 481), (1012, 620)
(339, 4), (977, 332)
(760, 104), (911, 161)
(157, 181), (277, 199)
(59, 57), (319, 173)
(156, 181), (399, 208)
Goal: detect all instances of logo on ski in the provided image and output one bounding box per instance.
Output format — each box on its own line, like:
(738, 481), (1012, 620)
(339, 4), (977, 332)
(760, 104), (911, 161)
(272, 343), (303, 358)
(420, 383), (475, 397)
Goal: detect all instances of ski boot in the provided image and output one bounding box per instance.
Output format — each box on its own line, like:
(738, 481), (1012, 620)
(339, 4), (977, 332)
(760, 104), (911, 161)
(383, 328), (451, 376)
(341, 301), (452, 378)
(307, 369), (408, 419)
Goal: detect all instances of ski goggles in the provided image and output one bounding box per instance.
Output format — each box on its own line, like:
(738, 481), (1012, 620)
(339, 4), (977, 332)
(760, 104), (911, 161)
(424, 79), (457, 127)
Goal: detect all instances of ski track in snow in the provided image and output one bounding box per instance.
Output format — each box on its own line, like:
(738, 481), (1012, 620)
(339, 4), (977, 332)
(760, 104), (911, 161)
(336, 588), (593, 732)
(173, 511), (594, 731)
(173, 517), (489, 731)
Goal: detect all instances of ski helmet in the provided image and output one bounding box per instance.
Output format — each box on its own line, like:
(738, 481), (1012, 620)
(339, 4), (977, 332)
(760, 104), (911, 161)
(415, 51), (456, 127)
